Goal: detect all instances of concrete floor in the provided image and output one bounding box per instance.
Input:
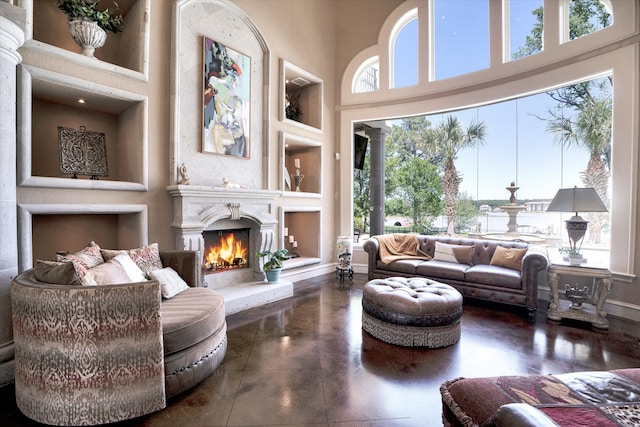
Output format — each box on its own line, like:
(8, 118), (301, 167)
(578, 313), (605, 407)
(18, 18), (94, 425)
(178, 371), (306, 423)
(2, 272), (639, 426)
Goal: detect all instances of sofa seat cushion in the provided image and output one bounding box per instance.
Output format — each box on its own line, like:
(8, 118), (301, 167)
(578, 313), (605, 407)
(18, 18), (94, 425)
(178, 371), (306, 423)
(415, 260), (469, 281)
(464, 264), (522, 289)
(162, 287), (225, 355)
(376, 259), (422, 275)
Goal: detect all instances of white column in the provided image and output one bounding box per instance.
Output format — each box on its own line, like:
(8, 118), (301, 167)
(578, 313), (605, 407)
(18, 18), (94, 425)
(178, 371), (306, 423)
(0, 2), (26, 387)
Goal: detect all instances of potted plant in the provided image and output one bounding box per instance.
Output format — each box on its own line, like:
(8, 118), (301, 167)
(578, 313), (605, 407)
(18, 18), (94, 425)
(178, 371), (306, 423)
(558, 247), (583, 266)
(256, 248), (288, 283)
(56, 0), (124, 57)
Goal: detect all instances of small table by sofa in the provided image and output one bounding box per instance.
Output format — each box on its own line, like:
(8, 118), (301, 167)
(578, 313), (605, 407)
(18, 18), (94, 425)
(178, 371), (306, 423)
(547, 261), (612, 330)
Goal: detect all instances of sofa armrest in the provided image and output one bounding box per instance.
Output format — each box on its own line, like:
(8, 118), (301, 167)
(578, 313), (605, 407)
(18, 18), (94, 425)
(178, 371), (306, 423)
(522, 244), (549, 273)
(362, 237), (380, 280)
(520, 244), (549, 313)
(11, 278), (165, 425)
(489, 403), (559, 427)
(160, 250), (200, 287)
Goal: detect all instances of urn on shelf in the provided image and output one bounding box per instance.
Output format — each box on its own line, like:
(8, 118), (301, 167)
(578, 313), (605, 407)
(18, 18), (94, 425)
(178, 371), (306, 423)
(56, 0), (124, 57)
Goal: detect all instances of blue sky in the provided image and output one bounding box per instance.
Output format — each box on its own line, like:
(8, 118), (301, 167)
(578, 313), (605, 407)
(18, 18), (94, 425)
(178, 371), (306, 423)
(390, 0), (595, 200)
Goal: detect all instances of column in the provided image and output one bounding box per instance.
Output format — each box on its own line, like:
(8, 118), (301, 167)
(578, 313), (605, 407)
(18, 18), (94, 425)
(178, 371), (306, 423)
(0, 2), (26, 387)
(366, 125), (389, 236)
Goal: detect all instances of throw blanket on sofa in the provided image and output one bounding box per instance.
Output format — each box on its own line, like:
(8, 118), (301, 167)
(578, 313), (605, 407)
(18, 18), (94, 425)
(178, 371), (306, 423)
(375, 234), (431, 264)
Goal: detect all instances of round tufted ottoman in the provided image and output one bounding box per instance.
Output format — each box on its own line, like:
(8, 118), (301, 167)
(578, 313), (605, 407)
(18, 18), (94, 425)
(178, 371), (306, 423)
(362, 277), (463, 347)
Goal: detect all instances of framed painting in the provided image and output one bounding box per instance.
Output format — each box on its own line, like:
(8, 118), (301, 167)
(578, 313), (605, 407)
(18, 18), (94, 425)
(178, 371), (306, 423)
(202, 36), (251, 158)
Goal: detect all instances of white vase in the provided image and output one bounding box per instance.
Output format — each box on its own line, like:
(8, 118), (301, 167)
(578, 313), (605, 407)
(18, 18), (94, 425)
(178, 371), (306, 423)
(336, 236), (353, 270)
(68, 19), (107, 57)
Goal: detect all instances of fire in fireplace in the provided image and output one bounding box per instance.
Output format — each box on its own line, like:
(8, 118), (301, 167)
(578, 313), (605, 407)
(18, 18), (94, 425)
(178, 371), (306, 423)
(203, 229), (250, 273)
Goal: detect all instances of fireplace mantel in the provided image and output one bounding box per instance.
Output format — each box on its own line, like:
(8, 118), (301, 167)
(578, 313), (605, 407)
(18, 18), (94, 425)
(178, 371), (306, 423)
(167, 184), (282, 253)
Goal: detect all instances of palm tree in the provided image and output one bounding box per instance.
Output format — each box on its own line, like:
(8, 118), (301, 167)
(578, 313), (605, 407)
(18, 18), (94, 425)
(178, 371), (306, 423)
(546, 95), (611, 243)
(435, 115), (486, 236)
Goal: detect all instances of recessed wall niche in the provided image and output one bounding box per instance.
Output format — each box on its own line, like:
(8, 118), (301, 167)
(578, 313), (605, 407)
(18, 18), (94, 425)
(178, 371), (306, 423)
(280, 207), (321, 269)
(19, 204), (148, 270)
(27, 0), (149, 77)
(18, 65), (148, 190)
(280, 59), (323, 132)
(280, 132), (321, 195)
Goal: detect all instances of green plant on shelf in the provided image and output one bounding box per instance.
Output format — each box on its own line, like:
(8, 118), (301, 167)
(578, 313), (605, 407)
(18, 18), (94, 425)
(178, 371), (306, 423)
(56, 0), (125, 33)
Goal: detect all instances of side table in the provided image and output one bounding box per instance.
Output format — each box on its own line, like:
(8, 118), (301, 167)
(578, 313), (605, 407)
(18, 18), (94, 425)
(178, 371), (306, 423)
(547, 262), (612, 330)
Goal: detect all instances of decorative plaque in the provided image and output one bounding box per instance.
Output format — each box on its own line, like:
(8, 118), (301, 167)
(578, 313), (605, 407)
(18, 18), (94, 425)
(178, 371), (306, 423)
(58, 126), (108, 179)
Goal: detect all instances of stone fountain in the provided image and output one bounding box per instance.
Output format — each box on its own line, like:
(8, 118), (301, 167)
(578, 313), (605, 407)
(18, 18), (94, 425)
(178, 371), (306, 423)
(500, 181), (527, 237)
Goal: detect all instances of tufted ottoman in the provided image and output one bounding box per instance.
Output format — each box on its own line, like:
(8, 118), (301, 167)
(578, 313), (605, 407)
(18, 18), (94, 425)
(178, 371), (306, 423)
(362, 277), (463, 347)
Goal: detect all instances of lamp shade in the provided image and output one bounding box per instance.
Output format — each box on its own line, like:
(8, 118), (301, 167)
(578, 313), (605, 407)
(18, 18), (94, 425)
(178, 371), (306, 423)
(546, 187), (607, 215)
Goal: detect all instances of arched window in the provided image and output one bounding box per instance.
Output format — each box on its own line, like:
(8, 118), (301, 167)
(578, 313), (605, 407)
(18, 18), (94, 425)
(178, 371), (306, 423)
(563, 0), (612, 42)
(353, 57), (380, 93)
(391, 11), (418, 88)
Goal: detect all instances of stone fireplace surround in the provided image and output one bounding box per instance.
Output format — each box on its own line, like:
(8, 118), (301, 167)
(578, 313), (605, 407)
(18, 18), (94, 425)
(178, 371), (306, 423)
(167, 184), (293, 314)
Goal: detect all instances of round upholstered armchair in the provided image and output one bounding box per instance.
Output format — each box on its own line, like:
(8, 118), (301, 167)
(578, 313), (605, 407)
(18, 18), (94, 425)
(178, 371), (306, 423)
(12, 248), (227, 426)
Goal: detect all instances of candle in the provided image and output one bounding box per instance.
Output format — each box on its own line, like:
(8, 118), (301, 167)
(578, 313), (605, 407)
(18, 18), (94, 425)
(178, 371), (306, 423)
(292, 241), (298, 248)
(284, 227), (288, 236)
(289, 235), (295, 243)
(294, 158), (300, 168)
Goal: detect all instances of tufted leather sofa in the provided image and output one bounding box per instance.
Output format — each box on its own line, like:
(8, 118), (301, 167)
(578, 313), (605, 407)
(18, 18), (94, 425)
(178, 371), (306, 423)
(11, 251), (226, 426)
(363, 235), (549, 314)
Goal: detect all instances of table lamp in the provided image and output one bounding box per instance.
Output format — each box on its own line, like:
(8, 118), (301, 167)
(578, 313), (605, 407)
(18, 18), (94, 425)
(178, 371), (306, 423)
(546, 186), (608, 252)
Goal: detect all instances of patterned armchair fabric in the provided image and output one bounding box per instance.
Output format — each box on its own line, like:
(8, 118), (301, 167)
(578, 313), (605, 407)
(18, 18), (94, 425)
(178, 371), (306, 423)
(11, 276), (166, 426)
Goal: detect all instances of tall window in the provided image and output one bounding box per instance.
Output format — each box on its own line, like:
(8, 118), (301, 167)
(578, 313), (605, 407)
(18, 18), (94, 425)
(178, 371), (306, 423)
(509, 0), (544, 60)
(433, 0), (489, 80)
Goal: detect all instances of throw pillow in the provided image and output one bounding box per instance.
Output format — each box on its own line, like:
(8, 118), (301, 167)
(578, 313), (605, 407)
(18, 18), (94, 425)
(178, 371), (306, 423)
(149, 267), (189, 299)
(83, 259), (132, 286)
(34, 260), (82, 285)
(57, 241), (104, 285)
(112, 253), (148, 282)
(101, 243), (163, 277)
(433, 242), (475, 265)
(490, 246), (528, 271)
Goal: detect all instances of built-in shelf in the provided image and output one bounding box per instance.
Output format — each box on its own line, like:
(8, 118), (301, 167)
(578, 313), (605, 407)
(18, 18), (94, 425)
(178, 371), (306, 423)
(280, 59), (323, 133)
(280, 132), (321, 195)
(18, 204), (148, 271)
(281, 207), (321, 262)
(18, 64), (148, 190)
(26, 0), (149, 78)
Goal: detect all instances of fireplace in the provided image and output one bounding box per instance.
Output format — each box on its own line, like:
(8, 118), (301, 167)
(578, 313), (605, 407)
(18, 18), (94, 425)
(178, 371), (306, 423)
(203, 228), (250, 273)
(168, 185), (293, 314)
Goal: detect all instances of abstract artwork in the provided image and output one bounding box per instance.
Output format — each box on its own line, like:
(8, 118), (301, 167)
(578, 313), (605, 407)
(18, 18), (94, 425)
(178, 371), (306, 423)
(202, 36), (251, 158)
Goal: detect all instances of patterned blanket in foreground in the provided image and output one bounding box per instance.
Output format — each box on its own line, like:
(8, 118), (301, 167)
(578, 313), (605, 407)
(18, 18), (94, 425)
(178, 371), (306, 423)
(440, 368), (640, 427)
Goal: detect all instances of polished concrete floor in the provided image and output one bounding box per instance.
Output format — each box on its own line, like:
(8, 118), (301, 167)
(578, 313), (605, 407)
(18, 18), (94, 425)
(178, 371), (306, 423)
(2, 273), (639, 426)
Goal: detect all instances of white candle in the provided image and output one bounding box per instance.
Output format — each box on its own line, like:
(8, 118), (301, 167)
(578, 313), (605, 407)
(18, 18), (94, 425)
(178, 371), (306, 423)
(289, 235), (295, 243)
(293, 241), (298, 248)
(294, 158), (300, 168)
(284, 227), (288, 236)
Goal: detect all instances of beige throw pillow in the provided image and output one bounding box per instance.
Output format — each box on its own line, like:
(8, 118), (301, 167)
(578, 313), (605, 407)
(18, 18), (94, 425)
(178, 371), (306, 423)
(433, 242), (475, 265)
(83, 259), (132, 286)
(490, 246), (528, 271)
